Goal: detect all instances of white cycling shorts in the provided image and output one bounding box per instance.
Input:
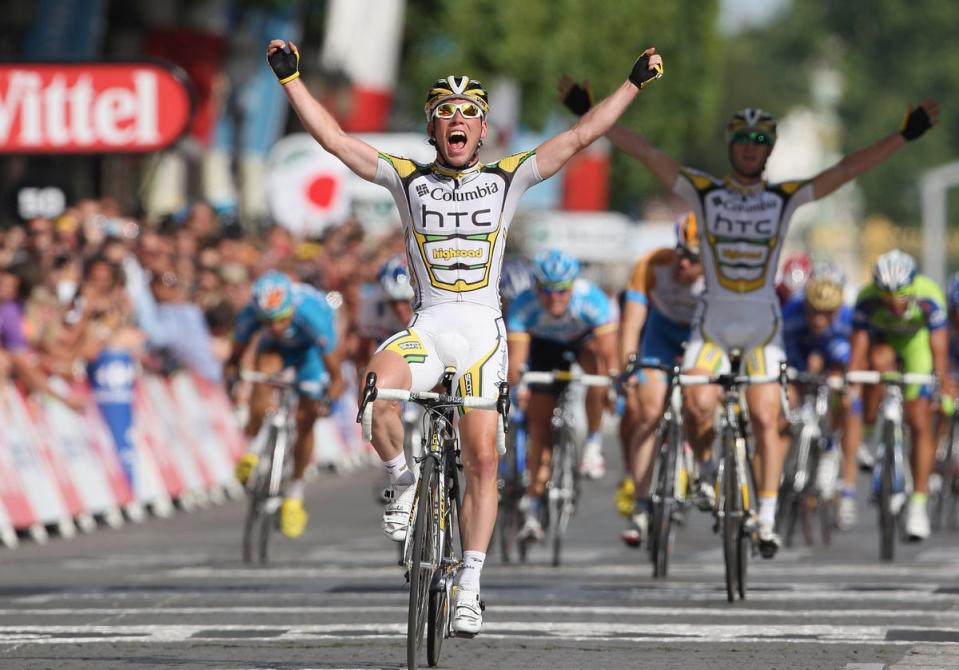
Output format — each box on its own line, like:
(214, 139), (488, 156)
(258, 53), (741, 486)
(682, 297), (785, 376)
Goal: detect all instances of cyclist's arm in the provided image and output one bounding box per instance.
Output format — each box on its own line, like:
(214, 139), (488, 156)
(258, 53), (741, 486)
(506, 333), (530, 386)
(536, 49), (661, 180)
(269, 40), (380, 182)
(322, 349), (344, 401)
(619, 300), (648, 369)
(591, 323), (619, 376)
(605, 123), (680, 189)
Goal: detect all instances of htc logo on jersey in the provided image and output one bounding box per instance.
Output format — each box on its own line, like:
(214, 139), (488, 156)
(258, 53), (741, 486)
(429, 182), (499, 201)
(420, 205), (493, 227)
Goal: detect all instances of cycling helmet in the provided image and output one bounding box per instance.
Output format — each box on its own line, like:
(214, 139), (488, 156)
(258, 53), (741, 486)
(377, 255), (414, 301)
(725, 107), (777, 145)
(674, 211), (700, 255)
(805, 263), (845, 311)
(873, 249), (917, 294)
(424, 76), (489, 121)
(532, 249), (580, 289)
(499, 257), (535, 303)
(252, 270), (294, 321)
(778, 253), (812, 295)
(947, 272), (959, 311)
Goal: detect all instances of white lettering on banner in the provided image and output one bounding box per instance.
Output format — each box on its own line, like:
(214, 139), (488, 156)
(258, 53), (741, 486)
(0, 66), (181, 151)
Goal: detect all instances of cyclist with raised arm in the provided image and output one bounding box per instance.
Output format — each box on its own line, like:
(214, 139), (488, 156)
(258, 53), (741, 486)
(266, 38), (663, 635)
(617, 212), (704, 546)
(844, 250), (955, 539)
(780, 264), (854, 522)
(506, 249), (619, 541)
(560, 75), (941, 557)
(231, 270), (344, 538)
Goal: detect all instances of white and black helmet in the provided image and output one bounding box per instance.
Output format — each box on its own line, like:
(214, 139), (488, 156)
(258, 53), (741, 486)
(725, 107), (777, 144)
(873, 249), (917, 293)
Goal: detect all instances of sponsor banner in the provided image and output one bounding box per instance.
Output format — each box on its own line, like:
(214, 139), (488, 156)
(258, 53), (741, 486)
(167, 373), (235, 489)
(131, 384), (188, 501)
(77, 387), (135, 508)
(0, 385), (70, 527)
(137, 377), (210, 495)
(36, 382), (122, 518)
(0, 400), (37, 529)
(0, 63), (192, 153)
(88, 349), (136, 484)
(191, 374), (246, 462)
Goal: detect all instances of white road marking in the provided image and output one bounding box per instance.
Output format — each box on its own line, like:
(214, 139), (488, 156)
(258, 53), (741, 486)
(0, 622), (949, 646)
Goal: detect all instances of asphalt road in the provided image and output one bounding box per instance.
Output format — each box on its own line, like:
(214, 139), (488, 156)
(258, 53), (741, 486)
(2, 453), (959, 670)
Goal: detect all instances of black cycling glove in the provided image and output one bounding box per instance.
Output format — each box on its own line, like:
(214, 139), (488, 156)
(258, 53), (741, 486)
(269, 43), (300, 84)
(562, 81), (593, 117)
(900, 106), (932, 141)
(628, 53), (663, 90)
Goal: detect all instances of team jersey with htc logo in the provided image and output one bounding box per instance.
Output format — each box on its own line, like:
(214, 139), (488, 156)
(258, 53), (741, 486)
(673, 168), (815, 303)
(374, 151), (543, 313)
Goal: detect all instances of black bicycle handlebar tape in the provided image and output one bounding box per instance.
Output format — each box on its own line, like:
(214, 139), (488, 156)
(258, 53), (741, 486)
(628, 53), (663, 90)
(269, 44), (300, 84)
(562, 81), (593, 116)
(900, 106), (932, 141)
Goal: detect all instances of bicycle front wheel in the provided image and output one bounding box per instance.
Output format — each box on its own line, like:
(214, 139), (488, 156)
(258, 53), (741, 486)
(549, 430), (578, 568)
(651, 423), (679, 578)
(721, 431), (741, 602)
(427, 463), (457, 666)
(242, 427), (276, 564)
(878, 422), (896, 562)
(408, 455), (438, 670)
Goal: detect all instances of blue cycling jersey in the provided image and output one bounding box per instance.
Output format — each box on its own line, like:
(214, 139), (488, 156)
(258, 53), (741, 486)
(782, 292), (852, 371)
(506, 279), (615, 343)
(235, 283), (338, 396)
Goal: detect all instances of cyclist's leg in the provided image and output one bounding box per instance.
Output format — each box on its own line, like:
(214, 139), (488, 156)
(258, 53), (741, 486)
(634, 371), (667, 500)
(617, 382), (640, 516)
(577, 336), (608, 477)
(901, 329), (936, 495)
(235, 349), (283, 483)
(681, 336), (724, 481)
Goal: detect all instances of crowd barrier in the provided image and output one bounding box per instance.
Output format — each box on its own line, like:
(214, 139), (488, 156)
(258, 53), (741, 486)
(0, 370), (371, 549)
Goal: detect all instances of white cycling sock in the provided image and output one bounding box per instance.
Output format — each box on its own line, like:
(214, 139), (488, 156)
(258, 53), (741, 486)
(758, 495), (777, 529)
(286, 479), (305, 501)
(457, 550), (486, 592)
(384, 452), (414, 488)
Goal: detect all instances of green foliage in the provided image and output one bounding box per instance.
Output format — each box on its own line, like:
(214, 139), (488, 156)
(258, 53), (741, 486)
(397, 0), (723, 212)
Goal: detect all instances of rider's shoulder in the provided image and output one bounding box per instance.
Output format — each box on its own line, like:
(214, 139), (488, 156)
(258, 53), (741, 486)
(378, 152), (430, 178)
(911, 274), (946, 302)
(677, 166), (721, 190)
(486, 150), (537, 174)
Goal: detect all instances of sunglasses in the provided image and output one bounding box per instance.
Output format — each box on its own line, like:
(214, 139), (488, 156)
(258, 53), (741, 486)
(731, 131), (775, 146)
(676, 246), (701, 264)
(432, 101), (485, 120)
(538, 283), (572, 296)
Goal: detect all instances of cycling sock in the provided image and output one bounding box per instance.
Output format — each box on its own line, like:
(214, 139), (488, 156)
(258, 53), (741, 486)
(910, 492), (928, 504)
(840, 485), (856, 499)
(634, 497), (652, 514)
(384, 453), (414, 488)
(457, 550), (485, 592)
(586, 431), (601, 446)
(286, 479), (305, 501)
(758, 495), (777, 528)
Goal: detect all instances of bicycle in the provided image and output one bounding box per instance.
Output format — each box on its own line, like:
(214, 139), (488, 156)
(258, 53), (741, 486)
(517, 369), (611, 567)
(239, 369), (325, 565)
(496, 396), (526, 563)
(680, 351), (783, 602)
(358, 369), (508, 670)
(776, 370), (841, 547)
(931, 398), (959, 531)
(845, 370), (937, 561)
(625, 355), (695, 578)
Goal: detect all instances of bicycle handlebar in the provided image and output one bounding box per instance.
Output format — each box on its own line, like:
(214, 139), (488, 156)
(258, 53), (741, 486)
(845, 370), (938, 386)
(519, 370), (612, 387)
(359, 385), (507, 455)
(239, 370), (326, 396)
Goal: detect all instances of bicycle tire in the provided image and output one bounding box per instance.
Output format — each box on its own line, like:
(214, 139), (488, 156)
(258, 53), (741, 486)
(427, 517), (451, 665)
(721, 430), (740, 603)
(242, 426), (275, 564)
(497, 431), (521, 563)
(652, 422), (679, 578)
(550, 428), (576, 568)
(878, 421), (896, 562)
(408, 455), (438, 670)
(932, 416), (956, 531)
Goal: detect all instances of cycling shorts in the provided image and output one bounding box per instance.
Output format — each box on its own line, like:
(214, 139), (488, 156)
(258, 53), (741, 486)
(639, 308), (690, 368)
(257, 342), (329, 400)
(377, 303), (507, 406)
(683, 297), (785, 376)
(871, 328), (934, 401)
(524, 335), (591, 395)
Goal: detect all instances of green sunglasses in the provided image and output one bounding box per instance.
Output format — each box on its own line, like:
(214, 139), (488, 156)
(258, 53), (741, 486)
(731, 130), (775, 146)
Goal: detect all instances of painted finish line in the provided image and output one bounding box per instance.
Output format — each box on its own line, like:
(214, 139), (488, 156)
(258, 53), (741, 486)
(0, 623), (954, 645)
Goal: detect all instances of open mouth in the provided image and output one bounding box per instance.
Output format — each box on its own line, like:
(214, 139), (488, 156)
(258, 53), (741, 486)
(447, 130), (467, 152)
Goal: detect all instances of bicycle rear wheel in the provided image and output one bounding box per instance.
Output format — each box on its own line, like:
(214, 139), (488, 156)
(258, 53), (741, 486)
(721, 431), (741, 602)
(408, 455), (438, 670)
(651, 423), (679, 578)
(878, 422), (896, 562)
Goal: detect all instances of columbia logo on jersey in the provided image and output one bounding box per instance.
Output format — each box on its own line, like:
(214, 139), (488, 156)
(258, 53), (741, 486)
(416, 184), (430, 196)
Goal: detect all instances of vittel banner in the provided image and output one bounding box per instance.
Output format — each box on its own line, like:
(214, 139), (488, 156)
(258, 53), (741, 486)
(0, 63), (192, 153)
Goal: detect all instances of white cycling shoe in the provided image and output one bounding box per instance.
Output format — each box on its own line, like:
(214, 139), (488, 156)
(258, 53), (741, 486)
(757, 519), (781, 559)
(837, 495), (857, 531)
(904, 497), (931, 541)
(579, 438), (606, 480)
(451, 587), (483, 636)
(382, 483), (416, 542)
